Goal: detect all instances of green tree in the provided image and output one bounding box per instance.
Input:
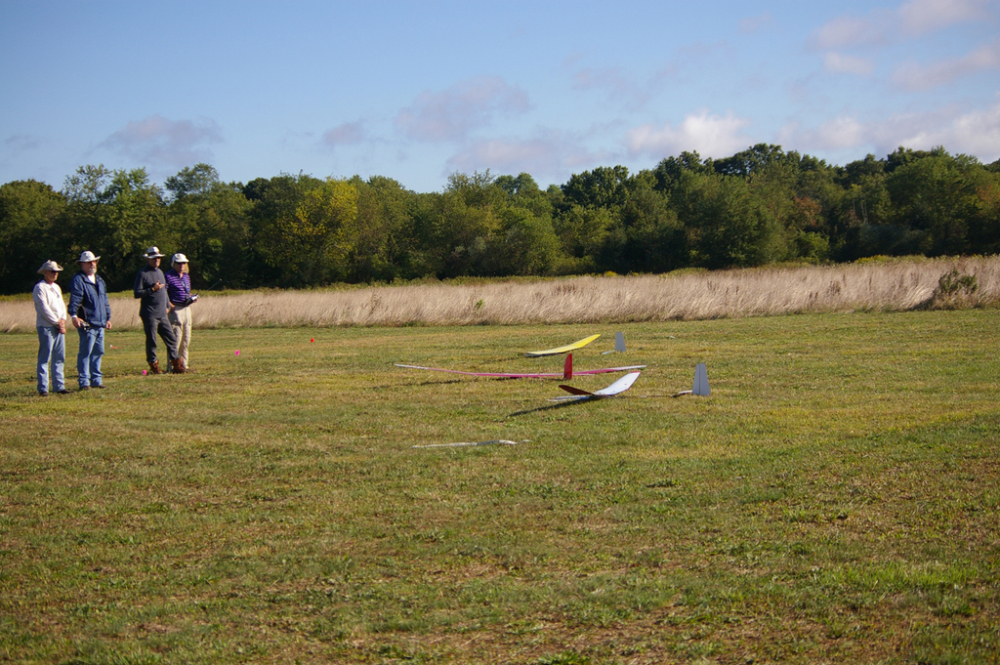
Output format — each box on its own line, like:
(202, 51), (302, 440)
(673, 171), (782, 269)
(653, 150), (714, 192)
(62, 165), (165, 290)
(713, 143), (792, 180)
(561, 165), (631, 209)
(254, 177), (358, 285)
(598, 185), (685, 273)
(164, 163), (220, 201)
(164, 165), (252, 288)
(243, 174), (314, 286)
(0, 180), (68, 293)
(481, 205), (560, 276)
(552, 204), (615, 273)
(885, 153), (982, 255)
(348, 176), (416, 282)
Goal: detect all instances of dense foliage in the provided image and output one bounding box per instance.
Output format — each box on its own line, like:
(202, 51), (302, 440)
(2, 145), (999, 294)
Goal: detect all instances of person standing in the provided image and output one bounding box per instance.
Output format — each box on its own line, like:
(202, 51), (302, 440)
(134, 246), (183, 374)
(68, 250), (113, 390)
(165, 253), (197, 370)
(32, 260), (70, 396)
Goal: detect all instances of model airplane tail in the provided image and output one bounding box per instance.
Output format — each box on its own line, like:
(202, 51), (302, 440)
(564, 353), (573, 380)
(602, 331), (627, 355)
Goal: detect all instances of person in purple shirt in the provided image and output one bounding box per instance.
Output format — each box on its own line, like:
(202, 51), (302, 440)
(134, 246), (183, 374)
(165, 253), (198, 370)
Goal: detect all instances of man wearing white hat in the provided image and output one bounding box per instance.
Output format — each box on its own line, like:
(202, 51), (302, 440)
(32, 260), (70, 396)
(165, 253), (197, 370)
(134, 246), (183, 374)
(68, 250), (112, 390)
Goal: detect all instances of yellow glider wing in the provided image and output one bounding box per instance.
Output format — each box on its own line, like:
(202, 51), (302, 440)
(524, 334), (600, 357)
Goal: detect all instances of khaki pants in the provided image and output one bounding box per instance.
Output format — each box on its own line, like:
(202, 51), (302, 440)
(168, 306), (192, 367)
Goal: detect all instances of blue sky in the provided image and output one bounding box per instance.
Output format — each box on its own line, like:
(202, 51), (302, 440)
(2, 0), (999, 194)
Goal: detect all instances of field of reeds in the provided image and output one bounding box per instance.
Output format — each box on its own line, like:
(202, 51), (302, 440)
(1, 256), (997, 332)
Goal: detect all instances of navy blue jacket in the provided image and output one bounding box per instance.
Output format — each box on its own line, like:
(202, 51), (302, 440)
(68, 272), (111, 327)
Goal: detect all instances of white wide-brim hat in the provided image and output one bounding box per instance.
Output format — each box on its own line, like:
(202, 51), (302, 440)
(37, 260), (64, 274)
(172, 253), (189, 264)
(77, 250), (100, 263)
(143, 246), (165, 258)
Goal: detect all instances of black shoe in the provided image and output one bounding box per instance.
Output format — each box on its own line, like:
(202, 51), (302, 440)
(92, 384), (105, 389)
(79, 386), (90, 391)
(39, 391), (48, 397)
(56, 389), (71, 395)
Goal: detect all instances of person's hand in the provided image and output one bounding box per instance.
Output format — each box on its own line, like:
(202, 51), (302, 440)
(106, 322), (112, 330)
(152, 281), (163, 292)
(72, 316), (83, 329)
(58, 319), (66, 334)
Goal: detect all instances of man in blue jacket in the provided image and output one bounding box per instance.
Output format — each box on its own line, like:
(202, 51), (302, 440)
(134, 246), (183, 374)
(68, 250), (112, 390)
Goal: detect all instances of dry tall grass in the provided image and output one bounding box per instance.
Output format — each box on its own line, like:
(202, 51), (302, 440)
(2, 256), (997, 332)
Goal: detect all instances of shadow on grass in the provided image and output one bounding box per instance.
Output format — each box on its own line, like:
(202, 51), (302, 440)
(507, 399), (591, 417)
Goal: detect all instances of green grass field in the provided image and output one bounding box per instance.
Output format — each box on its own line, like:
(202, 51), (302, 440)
(2, 311), (998, 664)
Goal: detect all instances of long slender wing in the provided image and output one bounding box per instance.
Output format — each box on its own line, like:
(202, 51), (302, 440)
(554, 371), (641, 401)
(524, 334), (600, 357)
(594, 370), (641, 396)
(394, 352), (645, 379)
(394, 364), (558, 378)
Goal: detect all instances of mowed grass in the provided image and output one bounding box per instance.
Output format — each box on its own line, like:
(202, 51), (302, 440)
(1, 311), (998, 664)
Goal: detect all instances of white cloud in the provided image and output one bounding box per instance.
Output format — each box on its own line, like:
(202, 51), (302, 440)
(824, 52), (876, 75)
(739, 13), (775, 34)
(783, 116), (871, 151)
(572, 65), (649, 106)
(445, 134), (609, 181)
(625, 110), (753, 158)
(890, 96), (1000, 159)
(898, 0), (991, 35)
(96, 115), (222, 168)
(395, 76), (530, 143)
(810, 14), (887, 50)
(811, 0), (991, 50)
(892, 41), (1000, 89)
(780, 97), (1000, 163)
(322, 121), (365, 148)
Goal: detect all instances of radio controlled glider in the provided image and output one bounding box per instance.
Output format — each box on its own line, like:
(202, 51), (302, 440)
(395, 353), (645, 380)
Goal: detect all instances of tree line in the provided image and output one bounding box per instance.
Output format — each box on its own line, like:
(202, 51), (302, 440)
(1, 144), (999, 295)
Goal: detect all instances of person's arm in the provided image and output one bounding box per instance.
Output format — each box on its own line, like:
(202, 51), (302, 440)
(134, 269), (147, 299)
(164, 271), (180, 310)
(55, 285), (67, 333)
(134, 269), (162, 298)
(102, 278), (112, 329)
(68, 275), (84, 328)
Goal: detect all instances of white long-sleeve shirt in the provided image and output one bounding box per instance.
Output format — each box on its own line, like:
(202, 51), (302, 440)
(33, 280), (68, 327)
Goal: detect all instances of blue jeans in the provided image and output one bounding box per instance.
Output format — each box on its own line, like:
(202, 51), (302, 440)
(77, 325), (105, 387)
(37, 326), (66, 393)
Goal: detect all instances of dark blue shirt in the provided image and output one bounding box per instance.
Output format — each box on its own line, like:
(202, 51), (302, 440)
(134, 265), (169, 319)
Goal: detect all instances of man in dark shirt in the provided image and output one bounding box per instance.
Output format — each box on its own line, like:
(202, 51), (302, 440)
(134, 246), (184, 374)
